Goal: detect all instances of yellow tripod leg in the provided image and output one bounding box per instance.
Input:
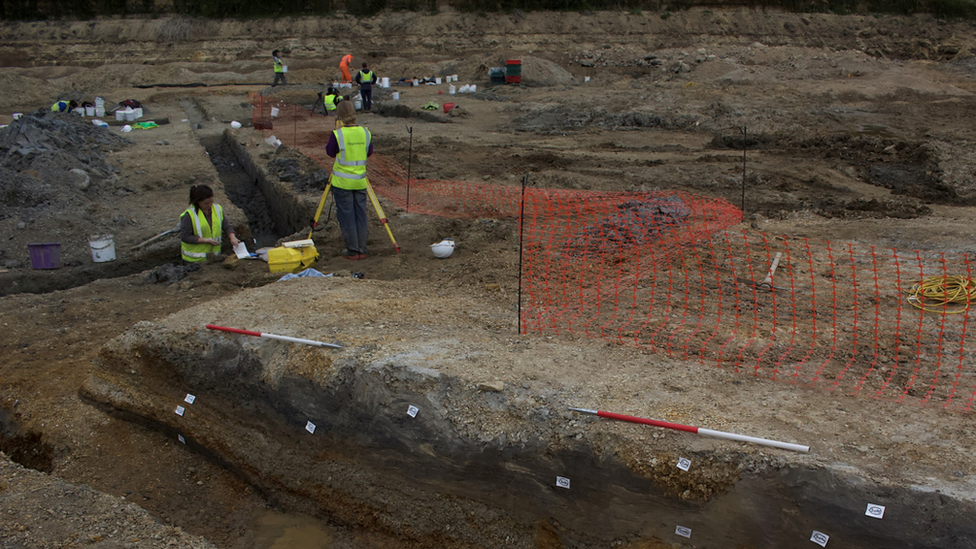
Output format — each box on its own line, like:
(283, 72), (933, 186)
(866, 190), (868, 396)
(365, 182), (401, 252)
(308, 179), (332, 239)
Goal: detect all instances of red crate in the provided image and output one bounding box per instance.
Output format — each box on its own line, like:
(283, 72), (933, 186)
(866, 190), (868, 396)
(506, 75), (521, 83)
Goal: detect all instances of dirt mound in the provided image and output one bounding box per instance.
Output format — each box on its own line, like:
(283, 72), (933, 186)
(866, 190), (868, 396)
(519, 56), (578, 88)
(0, 111), (135, 267)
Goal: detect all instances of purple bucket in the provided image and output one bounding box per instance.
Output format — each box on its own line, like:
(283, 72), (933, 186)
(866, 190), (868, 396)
(28, 242), (61, 269)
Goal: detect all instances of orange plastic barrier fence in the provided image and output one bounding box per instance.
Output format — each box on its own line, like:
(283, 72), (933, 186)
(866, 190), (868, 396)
(253, 95), (976, 411)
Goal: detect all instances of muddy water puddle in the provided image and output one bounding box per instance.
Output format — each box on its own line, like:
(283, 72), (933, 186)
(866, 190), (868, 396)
(253, 509), (334, 548)
(252, 508), (407, 548)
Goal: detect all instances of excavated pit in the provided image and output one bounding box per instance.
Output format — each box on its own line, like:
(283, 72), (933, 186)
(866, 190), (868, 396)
(80, 277), (976, 549)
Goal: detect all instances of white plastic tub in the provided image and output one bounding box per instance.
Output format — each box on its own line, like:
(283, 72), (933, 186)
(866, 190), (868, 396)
(89, 235), (116, 262)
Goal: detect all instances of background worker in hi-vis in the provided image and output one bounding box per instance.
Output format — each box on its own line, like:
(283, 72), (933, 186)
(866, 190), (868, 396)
(354, 62), (377, 113)
(272, 50), (286, 87)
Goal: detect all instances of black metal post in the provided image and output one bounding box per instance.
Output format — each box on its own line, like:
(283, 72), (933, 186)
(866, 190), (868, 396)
(406, 126), (413, 213)
(741, 126), (747, 216)
(517, 174), (528, 334)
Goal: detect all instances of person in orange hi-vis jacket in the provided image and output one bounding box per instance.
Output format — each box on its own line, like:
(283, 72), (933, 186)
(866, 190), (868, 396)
(340, 54), (353, 83)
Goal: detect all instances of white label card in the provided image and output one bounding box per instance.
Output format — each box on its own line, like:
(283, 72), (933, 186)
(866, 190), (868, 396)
(177, 434), (185, 444)
(175, 405), (185, 416)
(810, 531), (829, 547)
(407, 405), (419, 418)
(865, 503), (885, 519)
(677, 457), (691, 471)
(675, 525), (691, 538)
(184, 394), (196, 404)
(555, 476), (571, 489)
(305, 421), (316, 434)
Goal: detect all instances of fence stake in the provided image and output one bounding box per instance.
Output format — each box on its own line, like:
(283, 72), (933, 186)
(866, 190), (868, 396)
(741, 125), (747, 215)
(517, 174), (528, 334)
(406, 126), (413, 213)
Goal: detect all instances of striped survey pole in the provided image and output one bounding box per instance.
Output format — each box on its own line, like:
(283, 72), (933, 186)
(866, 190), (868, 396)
(206, 324), (342, 349)
(569, 407), (809, 453)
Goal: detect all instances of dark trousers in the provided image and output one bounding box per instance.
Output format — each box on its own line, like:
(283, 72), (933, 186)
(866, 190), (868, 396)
(272, 72), (287, 86)
(360, 88), (372, 111)
(333, 186), (368, 254)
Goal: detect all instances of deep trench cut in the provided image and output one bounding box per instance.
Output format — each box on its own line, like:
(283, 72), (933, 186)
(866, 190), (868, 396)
(79, 279), (976, 549)
(200, 132), (316, 247)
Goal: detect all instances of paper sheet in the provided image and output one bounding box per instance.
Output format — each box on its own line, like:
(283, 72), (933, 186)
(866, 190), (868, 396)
(234, 241), (252, 259)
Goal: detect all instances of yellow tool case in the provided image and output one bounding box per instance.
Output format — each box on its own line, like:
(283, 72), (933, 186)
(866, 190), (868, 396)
(267, 244), (319, 273)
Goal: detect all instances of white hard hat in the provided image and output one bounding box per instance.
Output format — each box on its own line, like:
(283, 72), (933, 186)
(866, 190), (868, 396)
(430, 239), (455, 258)
(230, 120), (242, 129)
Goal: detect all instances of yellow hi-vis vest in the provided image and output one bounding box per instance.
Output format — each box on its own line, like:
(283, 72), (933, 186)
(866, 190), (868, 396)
(181, 204), (223, 262)
(324, 94), (339, 112)
(273, 56), (283, 73)
(51, 101), (68, 112)
(331, 126), (370, 191)
(359, 70), (374, 83)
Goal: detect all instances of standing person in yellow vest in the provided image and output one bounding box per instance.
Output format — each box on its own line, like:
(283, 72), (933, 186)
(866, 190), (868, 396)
(354, 62), (377, 113)
(180, 185), (240, 263)
(272, 50), (287, 87)
(326, 101), (373, 260)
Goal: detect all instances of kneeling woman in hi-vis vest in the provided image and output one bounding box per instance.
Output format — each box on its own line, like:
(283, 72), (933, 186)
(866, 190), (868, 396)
(326, 101), (373, 260)
(180, 185), (240, 263)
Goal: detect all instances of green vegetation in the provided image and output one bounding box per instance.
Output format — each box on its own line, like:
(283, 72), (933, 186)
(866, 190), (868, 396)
(2, 0), (974, 20)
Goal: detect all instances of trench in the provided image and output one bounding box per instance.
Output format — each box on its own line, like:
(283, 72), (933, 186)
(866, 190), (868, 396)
(199, 134), (286, 248)
(0, 407), (54, 474)
(82, 333), (976, 549)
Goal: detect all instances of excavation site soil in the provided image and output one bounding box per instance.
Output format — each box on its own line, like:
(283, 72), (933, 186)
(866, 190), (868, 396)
(3, 8), (976, 549)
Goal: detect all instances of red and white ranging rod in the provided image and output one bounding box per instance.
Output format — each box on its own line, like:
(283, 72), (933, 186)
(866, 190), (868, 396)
(569, 407), (809, 453)
(206, 324), (342, 349)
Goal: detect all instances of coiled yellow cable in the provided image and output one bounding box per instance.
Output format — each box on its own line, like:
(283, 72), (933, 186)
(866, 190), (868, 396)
(906, 276), (976, 314)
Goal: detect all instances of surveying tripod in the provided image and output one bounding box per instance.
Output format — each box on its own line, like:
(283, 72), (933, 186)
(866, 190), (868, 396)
(310, 176), (400, 252)
(309, 119), (400, 252)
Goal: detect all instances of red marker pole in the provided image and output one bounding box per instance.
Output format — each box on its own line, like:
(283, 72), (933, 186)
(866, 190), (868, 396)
(206, 324), (342, 349)
(569, 407), (809, 453)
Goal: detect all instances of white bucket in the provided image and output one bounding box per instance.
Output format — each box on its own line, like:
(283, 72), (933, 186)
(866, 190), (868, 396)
(116, 110), (125, 121)
(89, 235), (116, 263)
(391, 91), (399, 100)
(133, 107), (143, 119)
(381, 77), (389, 88)
(435, 77), (442, 85)
(354, 99), (362, 110)
(451, 74), (458, 82)
(412, 79), (419, 87)
(95, 105), (105, 117)
(270, 107), (279, 117)
(124, 108), (136, 122)
(448, 85), (456, 95)
(282, 65), (288, 73)
(85, 106), (95, 116)
(470, 84), (477, 93)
